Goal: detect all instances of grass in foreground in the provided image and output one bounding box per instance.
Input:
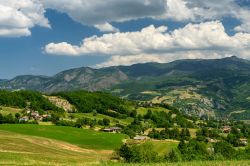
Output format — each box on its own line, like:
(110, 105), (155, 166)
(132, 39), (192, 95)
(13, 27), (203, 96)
(100, 160), (250, 166)
(0, 124), (126, 150)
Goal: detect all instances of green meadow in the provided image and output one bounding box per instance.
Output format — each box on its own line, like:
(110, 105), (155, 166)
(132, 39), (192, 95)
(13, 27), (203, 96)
(0, 130), (112, 165)
(0, 124), (126, 150)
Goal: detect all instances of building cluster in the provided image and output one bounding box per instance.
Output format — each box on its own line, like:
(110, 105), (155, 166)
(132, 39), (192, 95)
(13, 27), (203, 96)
(19, 109), (51, 122)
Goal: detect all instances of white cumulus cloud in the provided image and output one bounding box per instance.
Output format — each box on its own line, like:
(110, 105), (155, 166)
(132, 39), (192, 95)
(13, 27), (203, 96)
(0, 0), (49, 37)
(94, 22), (119, 33)
(44, 21), (250, 66)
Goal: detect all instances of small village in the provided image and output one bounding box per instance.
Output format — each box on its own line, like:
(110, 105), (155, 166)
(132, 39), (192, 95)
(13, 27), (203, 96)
(19, 109), (51, 123)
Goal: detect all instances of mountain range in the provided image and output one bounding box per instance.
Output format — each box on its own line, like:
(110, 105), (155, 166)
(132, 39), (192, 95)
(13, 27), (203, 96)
(1, 56), (250, 119)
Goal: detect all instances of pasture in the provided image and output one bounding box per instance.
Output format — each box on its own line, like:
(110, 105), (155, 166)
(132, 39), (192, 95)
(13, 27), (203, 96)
(0, 124), (126, 150)
(0, 130), (111, 165)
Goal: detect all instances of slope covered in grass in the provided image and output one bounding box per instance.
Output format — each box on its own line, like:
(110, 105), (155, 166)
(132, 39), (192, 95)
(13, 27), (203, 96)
(0, 130), (111, 165)
(0, 124), (126, 150)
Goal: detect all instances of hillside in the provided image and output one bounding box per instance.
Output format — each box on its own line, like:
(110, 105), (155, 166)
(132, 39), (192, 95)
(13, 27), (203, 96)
(0, 56), (250, 119)
(0, 128), (115, 165)
(1, 90), (250, 165)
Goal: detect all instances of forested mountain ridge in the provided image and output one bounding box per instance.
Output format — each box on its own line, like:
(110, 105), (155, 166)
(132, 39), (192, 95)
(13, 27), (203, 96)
(1, 56), (250, 119)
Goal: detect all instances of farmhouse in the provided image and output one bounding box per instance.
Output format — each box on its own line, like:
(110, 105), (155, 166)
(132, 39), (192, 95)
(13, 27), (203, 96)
(31, 111), (39, 117)
(206, 138), (218, 143)
(133, 136), (148, 141)
(239, 138), (248, 146)
(19, 116), (29, 122)
(222, 126), (231, 133)
(103, 127), (122, 133)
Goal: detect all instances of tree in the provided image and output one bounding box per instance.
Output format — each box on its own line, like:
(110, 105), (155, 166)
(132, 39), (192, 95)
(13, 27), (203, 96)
(98, 119), (104, 126)
(166, 149), (182, 162)
(178, 139), (187, 154)
(68, 114), (75, 120)
(214, 141), (236, 159)
(92, 110), (98, 116)
(15, 113), (21, 119)
(117, 143), (159, 163)
(4, 114), (15, 123)
(103, 118), (110, 126)
(117, 144), (134, 163)
(0, 113), (3, 124)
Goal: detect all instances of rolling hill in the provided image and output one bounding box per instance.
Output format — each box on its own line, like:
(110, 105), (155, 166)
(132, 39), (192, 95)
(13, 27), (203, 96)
(1, 56), (250, 119)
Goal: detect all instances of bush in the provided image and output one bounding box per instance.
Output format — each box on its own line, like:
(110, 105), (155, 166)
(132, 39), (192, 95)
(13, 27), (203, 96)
(117, 142), (159, 163)
(166, 149), (182, 162)
(214, 141), (236, 159)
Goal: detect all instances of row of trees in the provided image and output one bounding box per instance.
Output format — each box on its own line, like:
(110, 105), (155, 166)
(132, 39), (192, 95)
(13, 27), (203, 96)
(144, 110), (194, 128)
(54, 117), (111, 128)
(117, 139), (250, 163)
(0, 113), (37, 124)
(148, 128), (191, 141)
(196, 126), (250, 147)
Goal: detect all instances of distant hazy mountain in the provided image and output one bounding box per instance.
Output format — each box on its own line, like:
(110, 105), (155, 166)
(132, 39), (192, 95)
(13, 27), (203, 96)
(1, 56), (250, 119)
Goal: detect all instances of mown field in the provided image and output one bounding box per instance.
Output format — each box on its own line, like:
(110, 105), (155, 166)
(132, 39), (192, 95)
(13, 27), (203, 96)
(0, 124), (126, 150)
(0, 130), (112, 165)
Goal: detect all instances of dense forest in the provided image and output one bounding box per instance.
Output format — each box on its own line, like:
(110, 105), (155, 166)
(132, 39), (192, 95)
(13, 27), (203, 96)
(54, 91), (131, 118)
(0, 90), (63, 113)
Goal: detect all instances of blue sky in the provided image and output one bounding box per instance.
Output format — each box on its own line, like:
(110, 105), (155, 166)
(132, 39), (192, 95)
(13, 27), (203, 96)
(0, 0), (250, 79)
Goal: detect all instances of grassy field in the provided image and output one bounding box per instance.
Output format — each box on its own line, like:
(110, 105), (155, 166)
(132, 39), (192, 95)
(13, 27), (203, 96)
(0, 130), (111, 165)
(0, 124), (126, 150)
(136, 107), (170, 116)
(0, 106), (22, 115)
(70, 113), (134, 126)
(150, 140), (179, 155)
(100, 160), (250, 166)
(0, 125), (249, 165)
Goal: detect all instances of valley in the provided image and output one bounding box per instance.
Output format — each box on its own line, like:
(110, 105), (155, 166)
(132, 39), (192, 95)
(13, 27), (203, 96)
(0, 88), (250, 165)
(1, 56), (249, 120)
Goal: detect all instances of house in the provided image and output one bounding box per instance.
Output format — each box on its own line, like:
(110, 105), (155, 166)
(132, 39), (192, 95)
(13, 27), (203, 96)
(36, 116), (43, 121)
(31, 111), (39, 117)
(239, 138), (248, 146)
(19, 116), (29, 122)
(42, 114), (51, 119)
(206, 138), (218, 143)
(133, 136), (148, 141)
(103, 127), (122, 133)
(222, 126), (231, 133)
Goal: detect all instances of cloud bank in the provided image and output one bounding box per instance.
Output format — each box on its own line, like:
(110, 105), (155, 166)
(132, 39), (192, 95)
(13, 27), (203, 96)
(1, 0), (250, 34)
(1, 0), (250, 66)
(45, 21), (250, 66)
(41, 0), (250, 32)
